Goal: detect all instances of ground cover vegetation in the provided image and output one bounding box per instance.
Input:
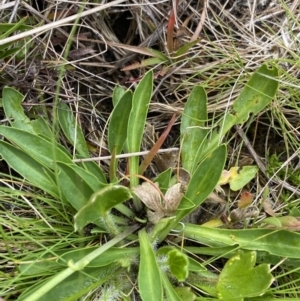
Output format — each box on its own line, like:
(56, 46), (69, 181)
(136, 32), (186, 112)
(0, 0), (300, 300)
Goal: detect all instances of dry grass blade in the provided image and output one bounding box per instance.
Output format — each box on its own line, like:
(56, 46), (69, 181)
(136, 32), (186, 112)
(0, 0), (128, 45)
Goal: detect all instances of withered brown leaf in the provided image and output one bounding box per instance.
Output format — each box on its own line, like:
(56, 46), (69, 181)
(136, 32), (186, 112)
(133, 182), (161, 212)
(133, 182), (184, 224)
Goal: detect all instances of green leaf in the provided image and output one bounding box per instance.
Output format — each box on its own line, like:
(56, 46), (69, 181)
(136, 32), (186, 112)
(127, 70), (153, 188)
(18, 266), (117, 301)
(180, 86), (208, 173)
(56, 162), (101, 211)
(108, 90), (133, 155)
(18, 225), (139, 301)
(0, 19), (31, 38)
(2, 87), (51, 135)
(174, 39), (200, 58)
(157, 246), (204, 273)
(74, 185), (132, 231)
(66, 163), (106, 192)
(155, 145), (226, 242)
(0, 141), (58, 197)
(0, 126), (72, 168)
(229, 166), (259, 191)
(189, 269), (219, 297)
(146, 48), (169, 61)
(19, 257), (62, 276)
(2, 86), (52, 136)
(112, 85), (126, 106)
(168, 249), (189, 281)
(150, 217), (177, 241)
(179, 145), (226, 212)
(138, 229), (163, 301)
(58, 247), (139, 268)
(198, 64), (279, 161)
(77, 160), (107, 184)
(233, 64), (279, 123)
(174, 287), (196, 301)
(154, 167), (172, 193)
(31, 117), (53, 138)
(217, 250), (273, 300)
(260, 217), (283, 228)
(182, 225), (300, 258)
(262, 216), (300, 230)
(57, 102), (89, 157)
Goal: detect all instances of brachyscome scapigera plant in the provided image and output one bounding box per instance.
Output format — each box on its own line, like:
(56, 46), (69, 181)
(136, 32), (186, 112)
(1, 64), (294, 301)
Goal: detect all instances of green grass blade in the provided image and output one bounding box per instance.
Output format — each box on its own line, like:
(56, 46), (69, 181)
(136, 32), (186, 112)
(57, 246), (139, 267)
(138, 228), (163, 301)
(174, 39), (199, 58)
(0, 19), (31, 38)
(18, 265), (119, 301)
(18, 225), (139, 301)
(180, 85), (208, 173)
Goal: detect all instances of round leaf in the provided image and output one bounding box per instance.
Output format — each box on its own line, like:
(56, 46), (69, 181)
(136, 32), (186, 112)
(217, 250), (274, 299)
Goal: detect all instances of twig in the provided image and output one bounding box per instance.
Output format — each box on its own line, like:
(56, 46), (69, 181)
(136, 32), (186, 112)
(190, 0), (207, 41)
(72, 147), (179, 163)
(8, 0), (20, 23)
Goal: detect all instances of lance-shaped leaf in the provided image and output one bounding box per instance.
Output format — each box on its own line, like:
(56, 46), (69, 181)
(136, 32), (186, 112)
(180, 85), (208, 173)
(56, 162), (106, 211)
(198, 64), (279, 161)
(182, 224), (300, 258)
(138, 229), (163, 301)
(0, 126), (72, 168)
(57, 102), (89, 157)
(0, 141), (58, 198)
(127, 70), (153, 191)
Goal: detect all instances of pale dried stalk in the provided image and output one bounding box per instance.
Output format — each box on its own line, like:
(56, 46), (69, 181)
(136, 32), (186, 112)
(0, 0), (128, 45)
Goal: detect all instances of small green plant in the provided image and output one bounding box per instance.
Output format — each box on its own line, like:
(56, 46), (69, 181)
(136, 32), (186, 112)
(120, 0), (200, 75)
(2, 64), (297, 301)
(267, 153), (300, 186)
